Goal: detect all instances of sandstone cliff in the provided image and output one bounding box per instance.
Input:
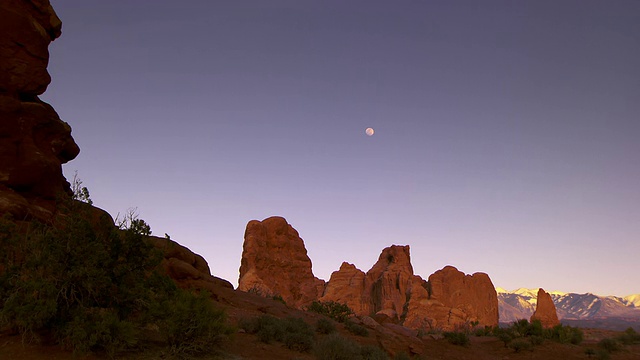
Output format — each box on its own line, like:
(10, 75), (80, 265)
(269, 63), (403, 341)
(530, 288), (560, 328)
(238, 216), (325, 308)
(0, 0), (79, 220)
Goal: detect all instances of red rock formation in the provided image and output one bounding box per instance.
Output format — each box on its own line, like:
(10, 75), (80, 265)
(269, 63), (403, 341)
(320, 262), (367, 314)
(530, 288), (560, 328)
(239, 217), (499, 330)
(0, 0), (79, 220)
(238, 216), (324, 308)
(364, 245), (414, 322)
(404, 266), (499, 331)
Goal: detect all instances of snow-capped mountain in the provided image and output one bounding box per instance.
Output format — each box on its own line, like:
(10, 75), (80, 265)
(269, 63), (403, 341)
(624, 294), (640, 308)
(497, 288), (640, 330)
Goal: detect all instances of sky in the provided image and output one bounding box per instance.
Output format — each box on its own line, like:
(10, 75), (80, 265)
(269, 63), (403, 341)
(43, 1), (639, 297)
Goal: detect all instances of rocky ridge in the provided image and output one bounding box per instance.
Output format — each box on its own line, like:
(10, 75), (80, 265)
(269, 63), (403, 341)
(239, 216), (499, 331)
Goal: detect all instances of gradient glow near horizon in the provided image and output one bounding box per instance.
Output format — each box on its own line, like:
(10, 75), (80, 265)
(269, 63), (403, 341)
(43, 1), (639, 297)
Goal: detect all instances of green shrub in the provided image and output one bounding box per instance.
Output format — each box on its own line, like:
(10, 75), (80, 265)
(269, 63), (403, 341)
(443, 331), (470, 346)
(616, 327), (640, 345)
(546, 324), (583, 344)
(474, 326), (494, 337)
(315, 333), (363, 360)
(0, 197), (232, 357)
(494, 327), (514, 347)
(239, 315), (314, 352)
(361, 344), (389, 360)
(595, 349), (611, 360)
(585, 348), (596, 357)
(509, 319), (543, 337)
(272, 294), (286, 305)
(529, 335), (544, 346)
(345, 320), (369, 337)
(509, 339), (533, 353)
(598, 337), (620, 353)
(61, 308), (137, 356)
(161, 290), (232, 356)
(284, 332), (313, 352)
(316, 318), (337, 334)
(307, 301), (354, 323)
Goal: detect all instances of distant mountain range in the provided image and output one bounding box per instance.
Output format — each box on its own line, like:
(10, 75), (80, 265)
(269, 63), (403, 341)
(497, 288), (640, 331)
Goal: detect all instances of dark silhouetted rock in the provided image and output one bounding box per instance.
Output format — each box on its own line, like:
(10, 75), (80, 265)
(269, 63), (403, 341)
(0, 0), (79, 220)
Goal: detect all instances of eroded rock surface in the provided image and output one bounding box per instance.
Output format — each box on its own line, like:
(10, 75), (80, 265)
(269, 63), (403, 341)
(238, 217), (499, 330)
(0, 0), (79, 220)
(404, 266), (499, 331)
(238, 216), (325, 308)
(530, 288), (560, 328)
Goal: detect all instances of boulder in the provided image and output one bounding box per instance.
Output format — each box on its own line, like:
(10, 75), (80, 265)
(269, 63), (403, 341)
(530, 288), (560, 328)
(238, 216), (324, 308)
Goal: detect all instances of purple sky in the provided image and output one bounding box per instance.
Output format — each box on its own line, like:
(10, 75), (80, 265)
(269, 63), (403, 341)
(43, 1), (639, 297)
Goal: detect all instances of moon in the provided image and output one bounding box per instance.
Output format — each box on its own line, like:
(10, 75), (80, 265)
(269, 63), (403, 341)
(365, 127), (375, 136)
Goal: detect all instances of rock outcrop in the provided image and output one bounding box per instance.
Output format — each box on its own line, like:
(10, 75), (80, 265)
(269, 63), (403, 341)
(238, 216), (325, 308)
(404, 266), (499, 331)
(0, 0), (79, 220)
(530, 288), (560, 328)
(364, 245), (415, 322)
(320, 262), (368, 314)
(147, 236), (233, 293)
(239, 217), (499, 331)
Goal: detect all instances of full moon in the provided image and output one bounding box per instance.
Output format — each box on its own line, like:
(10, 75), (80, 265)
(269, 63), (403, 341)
(365, 127), (375, 136)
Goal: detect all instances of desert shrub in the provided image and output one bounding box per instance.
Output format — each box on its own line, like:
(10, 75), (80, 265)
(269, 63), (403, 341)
(509, 319), (543, 337)
(60, 308), (137, 356)
(361, 344), (390, 360)
(315, 333), (362, 360)
(616, 327), (640, 345)
(239, 315), (314, 352)
(529, 335), (544, 346)
(393, 352), (411, 360)
(546, 324), (583, 344)
(161, 290), (232, 356)
(443, 331), (470, 346)
(493, 327), (514, 347)
(598, 337), (621, 353)
(595, 349), (611, 360)
(282, 317), (314, 352)
(585, 348), (596, 357)
(272, 294), (286, 305)
(285, 332), (314, 352)
(474, 326), (494, 337)
(345, 319), (369, 337)
(316, 318), (337, 334)
(0, 204), (159, 352)
(0, 196), (232, 357)
(509, 339), (533, 353)
(240, 315), (286, 343)
(307, 301), (354, 323)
